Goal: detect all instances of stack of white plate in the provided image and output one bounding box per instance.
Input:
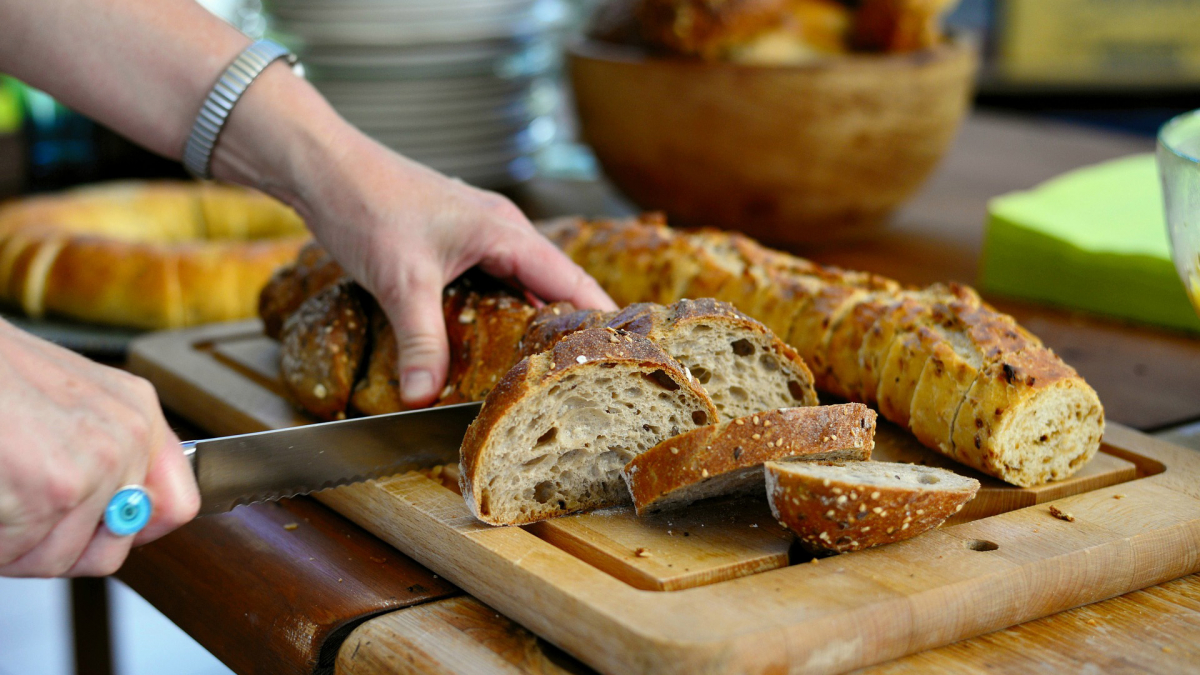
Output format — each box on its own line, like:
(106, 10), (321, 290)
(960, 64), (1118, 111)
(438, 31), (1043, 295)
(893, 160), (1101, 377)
(266, 0), (569, 187)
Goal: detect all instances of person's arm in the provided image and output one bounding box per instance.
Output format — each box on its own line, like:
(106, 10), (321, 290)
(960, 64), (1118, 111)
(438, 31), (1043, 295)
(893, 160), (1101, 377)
(0, 320), (199, 576)
(0, 0), (614, 404)
(0, 0), (614, 577)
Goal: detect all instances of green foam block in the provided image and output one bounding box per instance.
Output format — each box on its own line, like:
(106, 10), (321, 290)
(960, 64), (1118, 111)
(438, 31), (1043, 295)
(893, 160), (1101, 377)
(981, 153), (1200, 333)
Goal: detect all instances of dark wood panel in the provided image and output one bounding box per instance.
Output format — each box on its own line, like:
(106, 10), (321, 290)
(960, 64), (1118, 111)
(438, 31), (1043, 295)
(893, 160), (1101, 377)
(117, 495), (460, 675)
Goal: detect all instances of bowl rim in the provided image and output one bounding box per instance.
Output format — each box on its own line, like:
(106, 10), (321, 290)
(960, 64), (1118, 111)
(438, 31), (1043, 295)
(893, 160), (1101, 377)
(565, 33), (978, 72)
(1159, 109), (1200, 165)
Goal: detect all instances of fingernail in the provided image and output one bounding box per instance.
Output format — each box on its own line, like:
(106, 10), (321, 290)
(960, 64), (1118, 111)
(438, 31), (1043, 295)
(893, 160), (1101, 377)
(401, 369), (435, 403)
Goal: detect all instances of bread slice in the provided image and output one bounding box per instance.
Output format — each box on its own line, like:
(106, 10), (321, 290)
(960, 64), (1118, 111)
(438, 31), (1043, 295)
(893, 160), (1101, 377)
(949, 347), (1104, 487)
(459, 328), (719, 526)
(608, 298), (820, 418)
(765, 461), (980, 554)
(623, 404), (877, 515)
(279, 280), (369, 421)
(907, 302), (1041, 456)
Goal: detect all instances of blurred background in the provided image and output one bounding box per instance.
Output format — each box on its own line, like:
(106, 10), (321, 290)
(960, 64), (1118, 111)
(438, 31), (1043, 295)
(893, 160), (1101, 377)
(1, 1), (1198, 675)
(3, 0), (1198, 200)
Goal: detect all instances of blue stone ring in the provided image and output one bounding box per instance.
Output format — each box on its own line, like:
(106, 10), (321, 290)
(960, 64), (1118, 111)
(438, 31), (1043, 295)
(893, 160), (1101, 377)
(104, 486), (152, 537)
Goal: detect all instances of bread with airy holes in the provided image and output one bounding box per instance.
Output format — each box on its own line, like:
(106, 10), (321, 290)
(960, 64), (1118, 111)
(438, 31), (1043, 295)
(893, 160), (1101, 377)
(459, 328), (719, 525)
(624, 404), (877, 515)
(765, 460), (980, 553)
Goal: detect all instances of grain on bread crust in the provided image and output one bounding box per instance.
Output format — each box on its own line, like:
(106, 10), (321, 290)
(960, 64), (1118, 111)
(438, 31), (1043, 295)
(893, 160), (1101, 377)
(279, 280), (369, 421)
(624, 403), (877, 515)
(765, 461), (980, 554)
(258, 241), (346, 340)
(459, 328), (719, 526)
(950, 347), (1104, 487)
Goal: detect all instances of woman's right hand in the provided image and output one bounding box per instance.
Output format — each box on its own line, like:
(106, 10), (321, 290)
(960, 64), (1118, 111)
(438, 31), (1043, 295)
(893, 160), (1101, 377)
(0, 320), (199, 577)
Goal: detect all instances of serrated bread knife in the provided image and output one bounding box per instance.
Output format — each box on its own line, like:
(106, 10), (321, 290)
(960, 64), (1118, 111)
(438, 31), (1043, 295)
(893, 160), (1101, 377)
(102, 401), (483, 536)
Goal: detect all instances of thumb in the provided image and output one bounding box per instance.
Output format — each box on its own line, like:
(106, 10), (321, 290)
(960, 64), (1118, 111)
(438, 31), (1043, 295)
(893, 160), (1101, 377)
(377, 269), (449, 408)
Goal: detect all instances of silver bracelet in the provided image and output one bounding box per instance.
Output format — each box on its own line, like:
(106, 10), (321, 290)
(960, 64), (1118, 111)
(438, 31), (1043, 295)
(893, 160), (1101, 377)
(182, 39), (304, 180)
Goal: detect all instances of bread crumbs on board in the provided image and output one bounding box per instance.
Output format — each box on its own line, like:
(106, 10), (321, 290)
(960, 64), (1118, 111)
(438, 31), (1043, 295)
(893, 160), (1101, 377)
(1048, 505), (1076, 522)
(283, 522), (299, 531)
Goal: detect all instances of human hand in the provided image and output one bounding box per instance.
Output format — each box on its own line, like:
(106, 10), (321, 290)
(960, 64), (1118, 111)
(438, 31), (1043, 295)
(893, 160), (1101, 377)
(303, 137), (615, 406)
(0, 321), (199, 577)
(213, 75), (616, 407)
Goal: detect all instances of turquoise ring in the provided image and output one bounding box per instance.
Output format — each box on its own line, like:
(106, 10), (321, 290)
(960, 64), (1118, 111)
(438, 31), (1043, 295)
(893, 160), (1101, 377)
(104, 486), (152, 537)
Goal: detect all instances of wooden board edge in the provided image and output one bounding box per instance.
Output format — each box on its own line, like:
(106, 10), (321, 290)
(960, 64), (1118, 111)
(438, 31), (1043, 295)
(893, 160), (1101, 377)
(317, 460), (1200, 675)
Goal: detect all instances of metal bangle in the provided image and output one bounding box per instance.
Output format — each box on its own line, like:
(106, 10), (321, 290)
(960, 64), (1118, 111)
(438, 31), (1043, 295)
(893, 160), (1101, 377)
(182, 39), (304, 180)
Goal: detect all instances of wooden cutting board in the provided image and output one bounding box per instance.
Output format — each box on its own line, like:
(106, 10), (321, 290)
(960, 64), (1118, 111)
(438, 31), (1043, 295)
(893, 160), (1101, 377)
(130, 321), (1200, 675)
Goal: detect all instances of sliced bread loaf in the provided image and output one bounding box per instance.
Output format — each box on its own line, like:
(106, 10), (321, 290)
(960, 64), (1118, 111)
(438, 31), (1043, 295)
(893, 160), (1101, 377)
(765, 461), (980, 554)
(459, 328), (719, 526)
(623, 404), (877, 515)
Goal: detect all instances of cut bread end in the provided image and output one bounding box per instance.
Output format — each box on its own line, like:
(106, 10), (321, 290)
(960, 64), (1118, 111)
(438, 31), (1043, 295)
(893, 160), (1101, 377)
(459, 328), (718, 526)
(766, 461), (980, 554)
(624, 404), (877, 515)
(952, 348), (1105, 487)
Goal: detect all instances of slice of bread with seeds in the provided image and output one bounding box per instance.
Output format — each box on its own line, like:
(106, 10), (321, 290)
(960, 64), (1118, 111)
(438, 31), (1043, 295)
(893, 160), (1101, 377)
(623, 404), (877, 515)
(765, 461), (980, 554)
(459, 328), (719, 526)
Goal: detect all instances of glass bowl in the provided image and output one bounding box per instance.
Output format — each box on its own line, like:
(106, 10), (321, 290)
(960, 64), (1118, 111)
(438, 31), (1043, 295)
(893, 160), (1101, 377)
(1159, 109), (1200, 315)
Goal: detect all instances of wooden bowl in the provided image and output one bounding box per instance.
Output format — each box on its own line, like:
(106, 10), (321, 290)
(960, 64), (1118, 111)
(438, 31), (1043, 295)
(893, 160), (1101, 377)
(567, 39), (978, 246)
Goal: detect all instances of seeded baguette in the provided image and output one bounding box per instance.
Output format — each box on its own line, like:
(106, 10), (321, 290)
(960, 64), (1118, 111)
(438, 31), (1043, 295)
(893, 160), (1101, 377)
(623, 404), (877, 515)
(950, 347), (1104, 487)
(906, 301), (1041, 456)
(545, 217), (1105, 487)
(459, 328), (719, 526)
(765, 461), (980, 554)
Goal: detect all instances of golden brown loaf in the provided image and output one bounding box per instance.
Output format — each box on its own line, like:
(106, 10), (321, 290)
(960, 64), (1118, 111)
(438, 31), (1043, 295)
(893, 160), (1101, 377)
(0, 181), (310, 329)
(267, 268), (820, 424)
(543, 216), (1104, 487)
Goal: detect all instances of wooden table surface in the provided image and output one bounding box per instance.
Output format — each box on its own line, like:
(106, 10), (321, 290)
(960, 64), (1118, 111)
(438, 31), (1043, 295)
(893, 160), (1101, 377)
(117, 111), (1200, 675)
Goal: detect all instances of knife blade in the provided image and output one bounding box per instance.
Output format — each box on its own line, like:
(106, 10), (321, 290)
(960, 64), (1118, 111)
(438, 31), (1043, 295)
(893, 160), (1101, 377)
(103, 401), (482, 535)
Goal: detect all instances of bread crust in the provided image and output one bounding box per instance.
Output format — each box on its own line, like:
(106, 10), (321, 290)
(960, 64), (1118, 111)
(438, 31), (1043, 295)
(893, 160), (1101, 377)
(349, 306), (404, 416)
(459, 328), (719, 525)
(949, 347), (1104, 487)
(279, 280), (370, 421)
(259, 241), (346, 340)
(765, 461), (979, 553)
(624, 403), (877, 515)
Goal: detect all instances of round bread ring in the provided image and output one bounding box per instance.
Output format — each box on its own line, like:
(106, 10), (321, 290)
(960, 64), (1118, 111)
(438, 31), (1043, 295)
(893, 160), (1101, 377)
(0, 181), (310, 329)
